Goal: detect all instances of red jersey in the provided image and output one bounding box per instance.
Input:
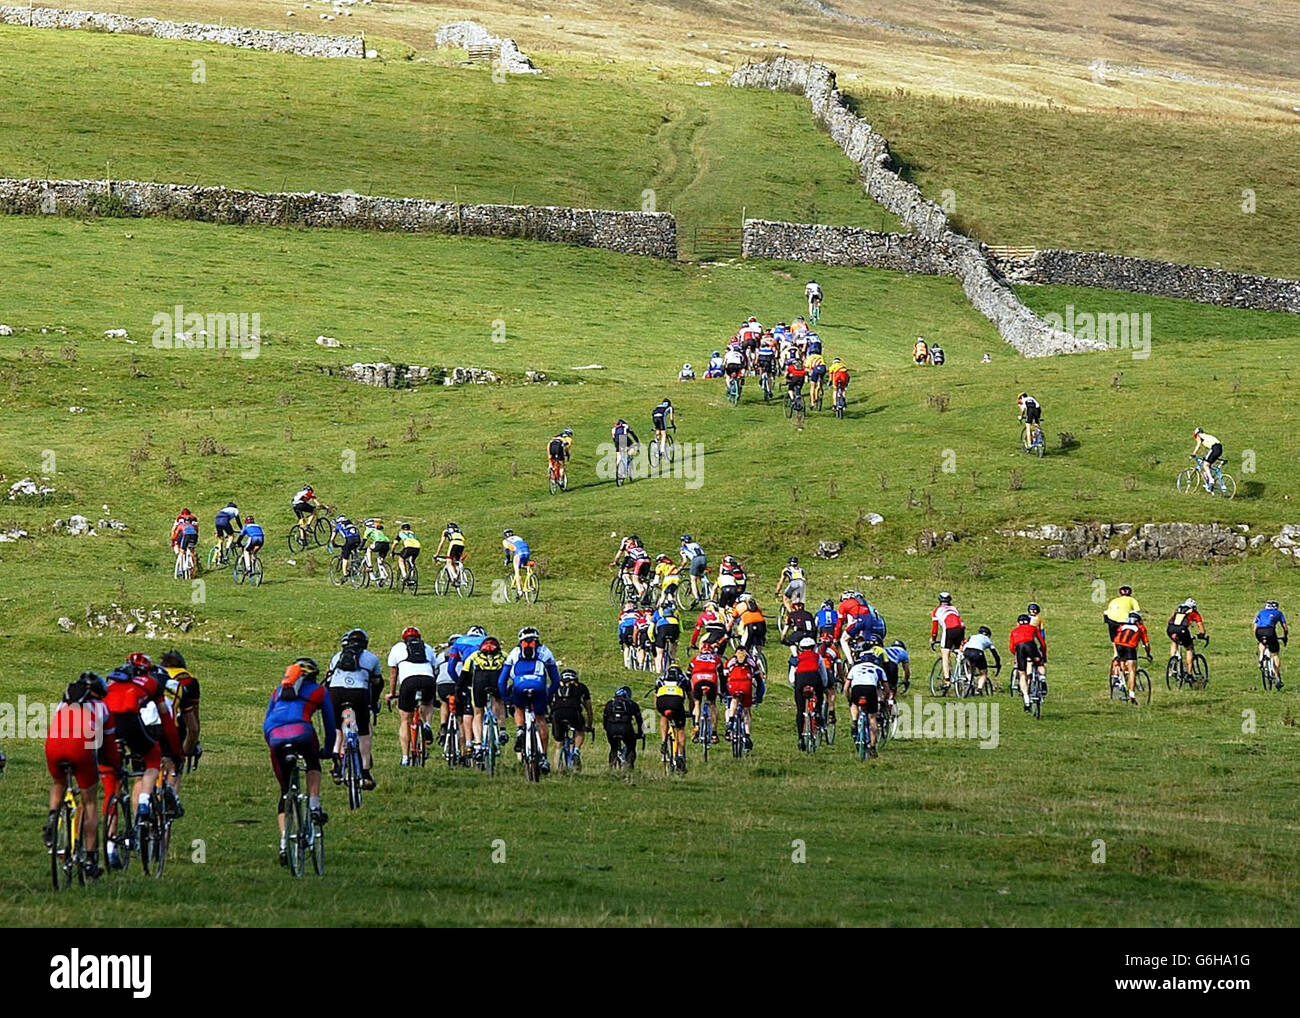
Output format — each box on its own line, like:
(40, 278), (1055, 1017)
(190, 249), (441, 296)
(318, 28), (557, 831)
(834, 598), (869, 639)
(690, 651), (722, 686)
(692, 609), (726, 647)
(1009, 623), (1045, 654)
(103, 670), (162, 715)
(930, 604), (963, 639)
(1113, 622), (1149, 649)
(723, 656), (756, 689)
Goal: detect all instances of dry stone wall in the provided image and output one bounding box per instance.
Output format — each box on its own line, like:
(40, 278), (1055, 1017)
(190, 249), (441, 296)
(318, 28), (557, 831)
(434, 19), (539, 74)
(0, 5), (365, 57)
(0, 178), (678, 258)
(730, 58), (1098, 357)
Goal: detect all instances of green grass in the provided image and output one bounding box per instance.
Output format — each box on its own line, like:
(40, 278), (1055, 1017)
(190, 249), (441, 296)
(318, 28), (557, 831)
(847, 88), (1300, 277)
(0, 215), (1299, 925)
(0, 25), (905, 248)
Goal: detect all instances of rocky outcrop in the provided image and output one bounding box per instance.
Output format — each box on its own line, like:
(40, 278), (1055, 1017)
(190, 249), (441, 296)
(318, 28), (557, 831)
(435, 19), (539, 74)
(998, 522), (1258, 561)
(342, 363), (437, 388)
(0, 5), (365, 57)
(0, 178), (678, 258)
(730, 58), (1104, 357)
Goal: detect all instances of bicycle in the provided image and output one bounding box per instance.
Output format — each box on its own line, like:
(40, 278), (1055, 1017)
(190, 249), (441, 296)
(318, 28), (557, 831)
(505, 561), (539, 604)
(280, 751), (324, 877)
(136, 779), (172, 880)
(479, 705), (502, 776)
(759, 367), (773, 402)
(832, 384), (846, 419)
(520, 706), (545, 782)
(232, 547), (264, 586)
(614, 444), (637, 487)
(173, 546), (197, 581)
(1027, 670), (1046, 719)
(1108, 657), (1151, 704)
(726, 705), (750, 758)
(810, 381), (824, 413)
(819, 695), (836, 746)
(102, 739), (136, 875)
(1021, 422), (1045, 457)
(433, 555), (475, 597)
(407, 692), (429, 767)
(1166, 642), (1209, 691)
(286, 505), (333, 553)
(677, 570), (714, 612)
(358, 550), (393, 590)
(441, 693), (466, 768)
(877, 696), (899, 752)
(696, 697), (715, 764)
(809, 297), (821, 326)
(1259, 642), (1284, 691)
(555, 723), (588, 773)
(853, 696), (876, 761)
(548, 458), (569, 495)
(50, 765), (89, 889)
(340, 707), (364, 810)
(395, 556), (419, 596)
(660, 724), (686, 775)
(785, 388), (806, 429)
(1176, 455), (1235, 499)
(207, 543), (230, 569)
(726, 375), (742, 407)
(615, 734), (645, 770)
(797, 683), (819, 753)
(929, 654), (972, 697)
(648, 424), (676, 469)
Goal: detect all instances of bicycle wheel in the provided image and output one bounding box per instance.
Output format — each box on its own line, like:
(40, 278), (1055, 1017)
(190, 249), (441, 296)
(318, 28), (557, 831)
(103, 793), (132, 874)
(249, 556), (264, 586)
(1217, 474), (1236, 499)
(1260, 654), (1275, 691)
(1175, 467), (1199, 494)
(51, 799), (74, 890)
(648, 440), (661, 469)
(286, 528), (308, 554)
(373, 560), (391, 589)
(149, 811), (170, 879)
(232, 556), (246, 584)
(784, 394), (794, 419)
(1165, 657), (1179, 691)
(548, 474), (560, 495)
(404, 562), (419, 595)
(1134, 668), (1152, 704)
(777, 603), (790, 632)
(458, 565), (475, 597)
(794, 404), (805, 429)
(310, 818), (325, 875)
(284, 792), (305, 876)
(312, 517), (332, 547)
(701, 709), (710, 763)
(207, 545), (223, 569)
(855, 715), (869, 760)
(928, 658), (948, 696)
(346, 745), (363, 810)
(1191, 654), (1209, 690)
(1032, 689), (1041, 719)
(329, 557), (347, 587)
(823, 705), (836, 745)
(349, 563), (368, 589)
(812, 388), (823, 413)
(665, 434), (675, 463)
(524, 570), (539, 604)
(434, 566), (452, 596)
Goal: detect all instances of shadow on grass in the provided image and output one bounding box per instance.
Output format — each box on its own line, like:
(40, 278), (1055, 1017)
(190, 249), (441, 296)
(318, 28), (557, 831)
(1239, 481), (1265, 500)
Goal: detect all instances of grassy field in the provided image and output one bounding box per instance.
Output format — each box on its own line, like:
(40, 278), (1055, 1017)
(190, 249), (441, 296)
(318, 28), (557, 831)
(0, 214), (1298, 925)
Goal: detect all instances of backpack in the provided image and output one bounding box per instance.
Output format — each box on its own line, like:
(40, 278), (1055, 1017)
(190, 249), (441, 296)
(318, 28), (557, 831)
(605, 697), (634, 727)
(403, 637), (427, 664)
(337, 645), (361, 672)
(555, 679), (583, 708)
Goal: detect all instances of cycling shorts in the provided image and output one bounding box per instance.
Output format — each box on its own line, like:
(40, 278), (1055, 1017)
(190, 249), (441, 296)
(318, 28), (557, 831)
(329, 687), (372, 737)
(397, 673), (435, 712)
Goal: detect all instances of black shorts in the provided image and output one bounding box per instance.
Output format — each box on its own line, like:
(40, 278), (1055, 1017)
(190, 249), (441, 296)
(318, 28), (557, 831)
(701, 627), (727, 650)
(293, 502), (315, 518)
(110, 711), (158, 761)
(718, 586), (739, 608)
(397, 672), (435, 712)
(1024, 404), (1042, 425)
(214, 517), (236, 537)
(328, 686), (372, 736)
(963, 648), (988, 671)
(178, 532), (198, 550)
(656, 695), (687, 727)
(1256, 627), (1280, 654)
(1115, 644), (1139, 662)
(757, 356), (775, 373)
(655, 623), (680, 648)
(447, 544), (464, 561)
(1205, 443), (1223, 465)
(548, 439), (566, 460)
(454, 683), (475, 717)
(471, 670), (498, 709)
(652, 412), (668, 430)
(849, 685), (879, 713)
(370, 541), (391, 558)
(551, 708), (585, 741)
(941, 626), (965, 651)
(880, 659), (899, 687)
(340, 537), (361, 557)
(632, 559), (651, 580)
(742, 621), (766, 647)
(691, 679), (718, 704)
(1167, 627), (1194, 649)
(436, 680), (458, 707)
(1106, 618), (1121, 641)
(1014, 642), (1043, 672)
(398, 546), (419, 561)
(244, 540), (264, 553)
(619, 627), (637, 647)
(724, 364), (743, 378)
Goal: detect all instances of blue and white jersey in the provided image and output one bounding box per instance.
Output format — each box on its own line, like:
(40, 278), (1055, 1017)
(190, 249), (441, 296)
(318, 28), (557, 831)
(1255, 607), (1287, 629)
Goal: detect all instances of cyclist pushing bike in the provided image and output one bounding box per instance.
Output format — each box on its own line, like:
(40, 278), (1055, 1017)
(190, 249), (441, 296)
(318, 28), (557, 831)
(1017, 393), (1042, 449)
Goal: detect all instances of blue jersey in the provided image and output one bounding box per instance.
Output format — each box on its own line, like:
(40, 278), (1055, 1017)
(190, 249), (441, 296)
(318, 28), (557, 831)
(805, 334), (822, 355)
(446, 634), (487, 679)
(335, 521), (360, 540)
(215, 505), (240, 524)
(263, 678), (336, 749)
(1255, 608), (1287, 629)
(181, 521), (198, 538)
(504, 535), (529, 560)
(815, 607), (838, 632)
(239, 523), (264, 543)
(883, 645), (910, 667)
(865, 605), (887, 639)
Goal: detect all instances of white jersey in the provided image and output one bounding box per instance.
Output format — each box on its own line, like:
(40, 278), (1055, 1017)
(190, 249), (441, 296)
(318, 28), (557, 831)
(682, 541), (704, 560)
(292, 487), (314, 505)
(724, 348), (744, 367)
(386, 641), (438, 680)
(328, 648), (383, 690)
(964, 633), (995, 654)
(805, 282), (822, 299)
(847, 661), (884, 689)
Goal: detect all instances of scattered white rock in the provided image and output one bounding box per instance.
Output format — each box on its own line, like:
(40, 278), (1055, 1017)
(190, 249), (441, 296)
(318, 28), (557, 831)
(9, 478), (55, 500)
(104, 328), (128, 338)
(316, 335), (341, 348)
(0, 528), (29, 543)
(57, 616), (75, 631)
(97, 518), (128, 531)
(570, 364), (605, 370)
(705, 66), (720, 74)
(365, 49), (378, 58)
(68, 406), (86, 414)
(701, 41), (709, 48)
(54, 515), (93, 536)
(865, 513), (884, 525)
(0, 324), (13, 336)
(777, 41), (788, 48)
(695, 81), (713, 86)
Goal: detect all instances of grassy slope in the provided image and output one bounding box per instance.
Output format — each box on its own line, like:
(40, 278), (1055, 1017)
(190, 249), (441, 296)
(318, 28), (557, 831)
(850, 88), (1300, 277)
(0, 216), (1298, 925)
(0, 26), (904, 244)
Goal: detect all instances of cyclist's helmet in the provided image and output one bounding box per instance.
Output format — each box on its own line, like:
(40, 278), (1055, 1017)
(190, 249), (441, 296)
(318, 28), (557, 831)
(480, 637), (500, 654)
(1266, 600), (1280, 610)
(1020, 392), (1028, 400)
(1027, 603), (1041, 615)
(615, 685), (632, 700)
(561, 429), (573, 438)
(712, 350), (721, 358)
(518, 626), (540, 643)
(792, 600), (805, 610)
(1193, 427), (1203, 437)
(502, 529), (513, 538)
(127, 652), (153, 672)
(160, 649), (186, 669)
(72, 671), (107, 701)
(1128, 611), (1142, 623)
(938, 591), (952, 604)
(1184, 598), (1198, 610)
(891, 639), (907, 650)
(682, 362), (692, 371)
(978, 625), (992, 637)
(335, 514), (348, 524)
(446, 521), (458, 531)
(788, 556), (799, 566)
(1119, 585), (1132, 596)
(304, 486), (313, 495)
(401, 626), (421, 641)
(665, 665), (685, 683)
(865, 634), (882, 648)
(559, 668), (579, 683)
(629, 535), (641, 546)
(1017, 614), (1031, 625)
(244, 514), (254, 523)
(467, 625), (486, 638)
(657, 554), (672, 563)
(661, 398), (672, 407)
(798, 637), (816, 650)
(342, 628), (369, 649)
(681, 534), (692, 543)
(290, 657), (320, 681)
(821, 599), (834, 610)
(841, 590), (853, 600)
(723, 555), (736, 566)
(446, 634), (464, 647)
(616, 419), (627, 427)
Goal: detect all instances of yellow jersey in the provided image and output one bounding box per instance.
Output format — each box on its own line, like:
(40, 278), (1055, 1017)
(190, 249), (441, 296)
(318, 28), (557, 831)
(805, 353), (825, 372)
(656, 676), (687, 699)
(655, 561), (681, 589)
(1104, 595), (1139, 623)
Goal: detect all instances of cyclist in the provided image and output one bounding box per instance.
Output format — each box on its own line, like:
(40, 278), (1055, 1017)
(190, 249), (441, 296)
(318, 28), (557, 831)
(790, 315), (808, 338)
(653, 667), (691, 772)
(438, 630), (485, 753)
(734, 594), (767, 657)
(611, 418), (640, 480)
(723, 646), (761, 751)
(460, 635), (508, 760)
(829, 356), (849, 410)
(170, 510), (199, 574)
(1254, 600), (1288, 688)
(213, 499), (241, 559)
(43, 672), (114, 879)
(784, 350), (808, 413)
(688, 643), (723, 743)
(705, 350), (725, 378)
(756, 333), (778, 392)
(1007, 615), (1046, 711)
(775, 556), (807, 615)
(678, 362), (696, 381)
(394, 522), (420, 584)
(158, 649), (200, 813)
(815, 598), (838, 639)
(717, 554), (747, 609)
(845, 650), (885, 757)
(1017, 393), (1042, 448)
(723, 344), (745, 398)
(804, 330), (822, 356)
(234, 514), (264, 575)
(651, 553), (682, 608)
(498, 627), (560, 772)
(783, 600), (816, 646)
(603, 685), (645, 769)
(1191, 427), (1224, 492)
(805, 348), (826, 406)
(385, 627), (437, 766)
(363, 518), (391, 578)
(263, 657), (334, 866)
(879, 638), (911, 701)
(547, 428), (573, 487)
(691, 601), (728, 652)
(617, 600), (641, 670)
(1104, 584), (1140, 650)
(610, 534), (650, 602)
(433, 521), (468, 588)
(290, 484), (320, 538)
(501, 528), (530, 599)
(962, 625), (1001, 695)
(103, 653), (182, 832)
(1167, 599), (1208, 679)
(929, 341), (945, 365)
(332, 514), (362, 580)
(817, 630), (843, 727)
(805, 279), (822, 321)
(653, 598), (681, 674)
(912, 337), (931, 365)
(549, 668), (593, 769)
(679, 534), (708, 603)
(651, 399), (675, 459)
(1112, 611), (1151, 704)
(789, 636), (828, 751)
(327, 629), (381, 790)
(930, 591), (965, 688)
